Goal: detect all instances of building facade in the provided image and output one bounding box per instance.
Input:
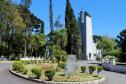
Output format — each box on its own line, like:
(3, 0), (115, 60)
(78, 11), (96, 60)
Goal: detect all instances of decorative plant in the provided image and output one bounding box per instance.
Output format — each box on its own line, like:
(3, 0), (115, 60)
(81, 66), (86, 73)
(45, 70), (55, 81)
(31, 67), (42, 79)
(97, 66), (103, 75)
(12, 61), (24, 73)
(88, 66), (96, 74)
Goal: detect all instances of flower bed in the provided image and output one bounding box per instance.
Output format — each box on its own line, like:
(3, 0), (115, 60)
(10, 60), (105, 84)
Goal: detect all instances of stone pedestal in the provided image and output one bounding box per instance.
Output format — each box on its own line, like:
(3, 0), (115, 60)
(65, 55), (76, 76)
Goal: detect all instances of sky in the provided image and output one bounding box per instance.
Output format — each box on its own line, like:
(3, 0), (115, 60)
(13, 0), (126, 38)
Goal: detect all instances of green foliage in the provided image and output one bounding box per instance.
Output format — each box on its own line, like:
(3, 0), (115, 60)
(97, 66), (103, 74)
(52, 45), (67, 64)
(30, 34), (46, 57)
(116, 29), (126, 62)
(45, 70), (55, 81)
(51, 29), (68, 49)
(12, 61), (25, 72)
(31, 67), (42, 79)
(97, 36), (119, 57)
(22, 68), (28, 74)
(88, 66), (96, 74)
(58, 62), (66, 69)
(81, 66), (86, 73)
(0, 0), (45, 59)
(65, 0), (81, 55)
(93, 35), (102, 43)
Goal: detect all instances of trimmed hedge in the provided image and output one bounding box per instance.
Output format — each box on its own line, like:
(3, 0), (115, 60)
(81, 66), (86, 73)
(88, 66), (96, 74)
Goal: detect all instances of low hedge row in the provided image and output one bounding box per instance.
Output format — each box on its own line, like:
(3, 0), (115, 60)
(81, 66), (103, 74)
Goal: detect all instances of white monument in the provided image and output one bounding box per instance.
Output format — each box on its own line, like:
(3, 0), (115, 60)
(78, 11), (96, 60)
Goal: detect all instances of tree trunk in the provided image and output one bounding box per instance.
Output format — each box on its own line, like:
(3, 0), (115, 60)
(24, 42), (27, 57)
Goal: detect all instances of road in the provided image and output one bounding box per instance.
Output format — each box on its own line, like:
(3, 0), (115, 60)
(0, 63), (40, 84)
(101, 70), (126, 84)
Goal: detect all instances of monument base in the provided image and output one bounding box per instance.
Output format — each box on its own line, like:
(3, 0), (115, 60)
(65, 54), (76, 76)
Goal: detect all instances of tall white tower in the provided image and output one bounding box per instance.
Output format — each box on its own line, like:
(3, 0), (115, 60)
(78, 11), (95, 60)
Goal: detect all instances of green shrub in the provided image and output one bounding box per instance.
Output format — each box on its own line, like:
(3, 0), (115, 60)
(58, 62), (66, 69)
(12, 61), (24, 73)
(45, 70), (55, 81)
(97, 66), (103, 74)
(22, 68), (28, 74)
(88, 66), (96, 74)
(31, 67), (42, 79)
(81, 66), (86, 73)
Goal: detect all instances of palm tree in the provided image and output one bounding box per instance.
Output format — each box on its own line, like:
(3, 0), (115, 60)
(52, 29), (67, 49)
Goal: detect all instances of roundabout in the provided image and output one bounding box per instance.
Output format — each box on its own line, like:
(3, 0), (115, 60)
(1, 62), (126, 84)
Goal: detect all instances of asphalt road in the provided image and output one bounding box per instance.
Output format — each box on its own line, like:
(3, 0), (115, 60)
(0, 63), (40, 84)
(101, 70), (126, 84)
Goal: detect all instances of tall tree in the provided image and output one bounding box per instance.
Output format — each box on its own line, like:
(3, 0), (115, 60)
(97, 36), (119, 57)
(0, 0), (45, 59)
(116, 29), (126, 62)
(93, 35), (102, 43)
(65, 0), (81, 55)
(20, 0), (32, 57)
(49, 0), (53, 32)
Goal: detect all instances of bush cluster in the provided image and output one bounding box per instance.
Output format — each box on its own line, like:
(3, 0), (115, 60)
(12, 61), (28, 74)
(80, 66), (103, 74)
(45, 70), (55, 81)
(12, 61), (24, 72)
(31, 67), (42, 79)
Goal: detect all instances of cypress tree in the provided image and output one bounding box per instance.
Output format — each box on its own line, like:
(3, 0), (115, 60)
(65, 0), (81, 55)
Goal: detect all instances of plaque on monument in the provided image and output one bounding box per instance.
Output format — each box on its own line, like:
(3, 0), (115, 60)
(65, 55), (76, 76)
